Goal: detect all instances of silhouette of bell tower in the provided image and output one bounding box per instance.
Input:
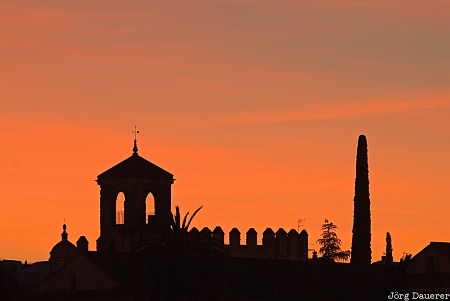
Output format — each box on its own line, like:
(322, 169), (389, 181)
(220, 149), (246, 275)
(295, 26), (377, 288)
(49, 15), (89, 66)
(96, 135), (174, 252)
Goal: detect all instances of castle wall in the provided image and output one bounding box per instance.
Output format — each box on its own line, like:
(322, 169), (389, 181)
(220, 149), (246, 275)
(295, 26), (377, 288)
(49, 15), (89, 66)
(191, 227), (309, 261)
(111, 226), (308, 260)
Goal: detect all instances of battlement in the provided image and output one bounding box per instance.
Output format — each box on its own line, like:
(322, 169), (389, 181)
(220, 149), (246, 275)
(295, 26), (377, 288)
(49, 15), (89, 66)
(111, 225), (308, 261)
(190, 227), (308, 261)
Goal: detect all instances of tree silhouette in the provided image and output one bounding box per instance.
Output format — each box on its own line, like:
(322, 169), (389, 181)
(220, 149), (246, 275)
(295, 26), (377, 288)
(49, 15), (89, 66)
(317, 219), (350, 262)
(385, 232), (393, 264)
(132, 205), (227, 301)
(169, 205), (203, 249)
(351, 135), (372, 264)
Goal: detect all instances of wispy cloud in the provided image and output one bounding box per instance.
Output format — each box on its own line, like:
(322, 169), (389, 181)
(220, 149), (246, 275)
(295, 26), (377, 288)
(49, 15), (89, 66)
(215, 95), (450, 125)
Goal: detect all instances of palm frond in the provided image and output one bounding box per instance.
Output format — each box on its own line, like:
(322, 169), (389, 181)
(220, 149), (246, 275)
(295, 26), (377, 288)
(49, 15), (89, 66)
(170, 210), (176, 229)
(186, 206), (203, 230)
(175, 205), (181, 228)
(182, 212), (190, 229)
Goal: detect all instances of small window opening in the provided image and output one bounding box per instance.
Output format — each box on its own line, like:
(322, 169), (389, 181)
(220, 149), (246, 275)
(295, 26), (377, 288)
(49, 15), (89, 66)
(145, 193), (155, 224)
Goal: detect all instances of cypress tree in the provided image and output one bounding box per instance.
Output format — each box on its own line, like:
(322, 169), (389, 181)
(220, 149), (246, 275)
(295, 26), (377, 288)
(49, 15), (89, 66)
(350, 135), (372, 264)
(386, 232), (393, 264)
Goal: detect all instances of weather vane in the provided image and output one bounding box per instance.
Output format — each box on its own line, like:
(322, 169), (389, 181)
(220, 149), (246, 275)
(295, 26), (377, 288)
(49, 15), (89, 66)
(132, 125), (140, 140)
(132, 126), (140, 154)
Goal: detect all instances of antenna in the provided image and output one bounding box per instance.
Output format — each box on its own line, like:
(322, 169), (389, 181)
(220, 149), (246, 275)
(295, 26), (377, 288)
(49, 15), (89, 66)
(297, 218), (305, 232)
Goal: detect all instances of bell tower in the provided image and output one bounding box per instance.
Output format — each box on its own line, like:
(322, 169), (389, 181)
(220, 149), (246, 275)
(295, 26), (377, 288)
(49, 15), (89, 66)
(96, 136), (174, 252)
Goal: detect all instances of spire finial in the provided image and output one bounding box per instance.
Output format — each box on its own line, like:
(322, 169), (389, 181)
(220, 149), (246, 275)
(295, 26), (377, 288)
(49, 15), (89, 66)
(132, 125), (140, 155)
(62, 222), (68, 241)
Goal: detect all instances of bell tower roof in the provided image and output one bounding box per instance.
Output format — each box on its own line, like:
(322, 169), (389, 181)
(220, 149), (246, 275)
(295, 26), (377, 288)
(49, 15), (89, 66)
(97, 154), (174, 183)
(97, 137), (174, 184)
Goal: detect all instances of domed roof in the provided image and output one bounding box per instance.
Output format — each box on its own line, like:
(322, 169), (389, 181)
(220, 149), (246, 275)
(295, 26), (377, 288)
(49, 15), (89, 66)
(50, 224), (77, 257)
(50, 240), (77, 256)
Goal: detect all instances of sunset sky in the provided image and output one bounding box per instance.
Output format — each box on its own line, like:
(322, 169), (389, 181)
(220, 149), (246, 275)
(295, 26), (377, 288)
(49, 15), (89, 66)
(1, 1), (449, 263)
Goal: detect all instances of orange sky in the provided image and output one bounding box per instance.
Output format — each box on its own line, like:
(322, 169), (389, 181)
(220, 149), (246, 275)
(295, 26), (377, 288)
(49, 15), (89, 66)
(1, 0), (449, 263)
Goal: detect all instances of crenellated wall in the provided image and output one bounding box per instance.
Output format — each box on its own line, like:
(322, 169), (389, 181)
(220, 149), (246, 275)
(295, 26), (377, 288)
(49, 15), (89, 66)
(111, 225), (308, 260)
(190, 226), (309, 260)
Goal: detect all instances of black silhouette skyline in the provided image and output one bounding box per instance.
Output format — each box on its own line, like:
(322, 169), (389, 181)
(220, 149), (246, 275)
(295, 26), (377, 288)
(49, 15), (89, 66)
(2, 134), (448, 300)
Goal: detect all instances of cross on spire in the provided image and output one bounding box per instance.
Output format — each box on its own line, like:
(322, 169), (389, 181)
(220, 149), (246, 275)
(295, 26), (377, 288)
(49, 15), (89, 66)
(132, 126), (140, 140)
(132, 125), (139, 155)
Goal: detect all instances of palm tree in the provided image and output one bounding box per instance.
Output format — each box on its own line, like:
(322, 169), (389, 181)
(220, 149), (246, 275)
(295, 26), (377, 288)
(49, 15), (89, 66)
(169, 205), (203, 249)
(133, 205), (228, 301)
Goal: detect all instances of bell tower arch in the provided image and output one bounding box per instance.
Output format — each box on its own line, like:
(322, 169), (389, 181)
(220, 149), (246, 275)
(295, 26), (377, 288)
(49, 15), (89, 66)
(96, 138), (174, 252)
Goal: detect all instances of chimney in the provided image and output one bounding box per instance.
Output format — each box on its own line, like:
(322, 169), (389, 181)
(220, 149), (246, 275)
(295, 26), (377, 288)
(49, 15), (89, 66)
(77, 236), (89, 252)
